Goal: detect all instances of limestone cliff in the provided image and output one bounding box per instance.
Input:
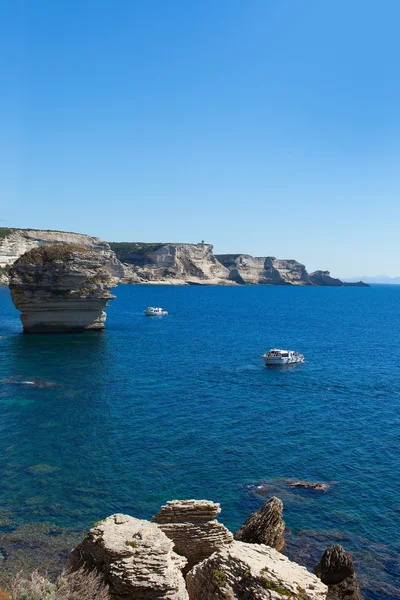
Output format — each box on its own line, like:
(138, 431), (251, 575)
(9, 245), (118, 333)
(110, 242), (231, 285)
(216, 254), (310, 285)
(308, 271), (343, 286)
(0, 228), (368, 287)
(0, 228), (124, 284)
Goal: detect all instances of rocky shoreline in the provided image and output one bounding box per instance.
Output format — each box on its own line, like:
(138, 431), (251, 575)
(0, 498), (361, 600)
(0, 228), (368, 287)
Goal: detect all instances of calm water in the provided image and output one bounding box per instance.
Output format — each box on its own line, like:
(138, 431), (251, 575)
(0, 284), (399, 598)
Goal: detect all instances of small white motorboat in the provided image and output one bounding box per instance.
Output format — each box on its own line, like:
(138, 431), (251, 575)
(262, 348), (304, 365)
(144, 307), (168, 316)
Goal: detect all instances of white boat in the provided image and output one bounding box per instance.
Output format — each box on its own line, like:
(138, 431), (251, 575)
(144, 307), (168, 316)
(262, 348), (304, 365)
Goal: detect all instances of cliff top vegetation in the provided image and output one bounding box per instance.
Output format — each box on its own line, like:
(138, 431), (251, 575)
(109, 242), (165, 256)
(15, 244), (90, 266)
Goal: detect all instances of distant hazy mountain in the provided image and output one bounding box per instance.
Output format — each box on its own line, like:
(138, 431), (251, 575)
(342, 275), (400, 284)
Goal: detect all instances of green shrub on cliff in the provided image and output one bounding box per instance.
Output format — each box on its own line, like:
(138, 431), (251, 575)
(0, 228), (12, 239)
(108, 242), (164, 257)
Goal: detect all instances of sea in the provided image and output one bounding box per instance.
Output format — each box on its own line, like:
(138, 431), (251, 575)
(0, 284), (399, 598)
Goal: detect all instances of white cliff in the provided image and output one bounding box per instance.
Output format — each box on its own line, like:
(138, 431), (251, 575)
(110, 242), (232, 285)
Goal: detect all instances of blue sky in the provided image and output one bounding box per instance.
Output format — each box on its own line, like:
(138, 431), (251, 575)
(1, 0), (400, 277)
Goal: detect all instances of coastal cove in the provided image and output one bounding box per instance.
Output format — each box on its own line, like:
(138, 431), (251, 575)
(0, 284), (399, 599)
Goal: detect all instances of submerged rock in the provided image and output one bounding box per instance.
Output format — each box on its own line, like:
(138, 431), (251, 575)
(289, 481), (329, 491)
(315, 545), (360, 600)
(234, 496), (285, 551)
(186, 540), (328, 600)
(152, 500), (233, 572)
(9, 245), (118, 333)
(69, 513), (188, 600)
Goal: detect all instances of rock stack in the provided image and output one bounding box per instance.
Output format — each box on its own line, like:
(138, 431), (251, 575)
(234, 496), (286, 551)
(9, 244), (118, 333)
(68, 514), (188, 600)
(315, 545), (361, 600)
(152, 500), (233, 573)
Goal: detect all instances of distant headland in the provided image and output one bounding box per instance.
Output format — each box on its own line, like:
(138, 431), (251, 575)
(0, 228), (368, 287)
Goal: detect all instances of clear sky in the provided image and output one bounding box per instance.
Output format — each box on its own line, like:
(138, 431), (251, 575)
(1, 0), (400, 277)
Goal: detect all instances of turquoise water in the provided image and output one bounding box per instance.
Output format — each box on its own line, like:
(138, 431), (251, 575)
(0, 284), (399, 598)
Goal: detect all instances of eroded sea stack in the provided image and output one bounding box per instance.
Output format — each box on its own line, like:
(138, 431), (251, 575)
(9, 244), (118, 333)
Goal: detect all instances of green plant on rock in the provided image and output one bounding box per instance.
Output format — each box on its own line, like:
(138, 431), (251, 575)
(213, 569), (227, 588)
(260, 568), (292, 597)
(125, 540), (138, 549)
(296, 585), (308, 599)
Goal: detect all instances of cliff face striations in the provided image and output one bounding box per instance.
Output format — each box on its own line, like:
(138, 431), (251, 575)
(216, 254), (311, 285)
(109, 242), (231, 285)
(9, 245), (118, 333)
(152, 499), (233, 573)
(0, 228), (369, 287)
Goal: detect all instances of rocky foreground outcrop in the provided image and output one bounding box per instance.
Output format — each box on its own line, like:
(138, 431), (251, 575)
(152, 500), (233, 572)
(65, 498), (363, 600)
(186, 541), (328, 600)
(69, 513), (188, 600)
(315, 546), (361, 600)
(9, 245), (118, 332)
(234, 496), (285, 551)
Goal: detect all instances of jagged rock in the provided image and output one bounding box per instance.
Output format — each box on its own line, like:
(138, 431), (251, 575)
(234, 496), (285, 551)
(186, 540), (328, 600)
(315, 546), (360, 600)
(309, 271), (343, 286)
(216, 254), (311, 285)
(9, 245), (118, 332)
(68, 513), (188, 600)
(152, 500), (234, 572)
(110, 242), (231, 285)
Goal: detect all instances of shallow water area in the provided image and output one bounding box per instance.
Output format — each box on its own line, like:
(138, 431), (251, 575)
(0, 284), (399, 598)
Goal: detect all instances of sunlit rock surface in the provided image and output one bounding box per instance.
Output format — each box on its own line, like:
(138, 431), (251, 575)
(186, 540), (328, 600)
(110, 242), (231, 285)
(216, 254), (311, 285)
(152, 499), (233, 572)
(69, 513), (188, 600)
(9, 245), (118, 333)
